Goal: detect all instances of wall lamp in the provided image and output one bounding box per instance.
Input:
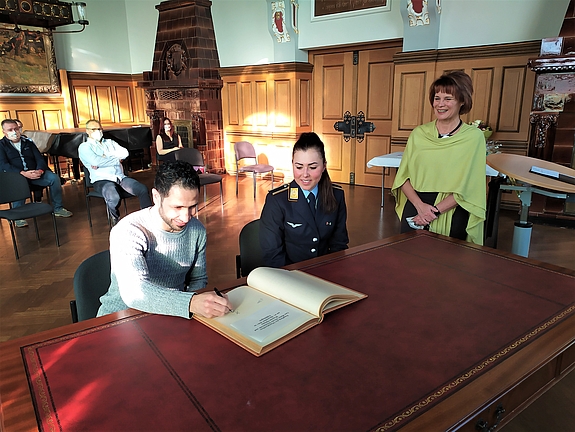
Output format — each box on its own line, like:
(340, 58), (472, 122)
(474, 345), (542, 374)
(0, 0), (89, 34)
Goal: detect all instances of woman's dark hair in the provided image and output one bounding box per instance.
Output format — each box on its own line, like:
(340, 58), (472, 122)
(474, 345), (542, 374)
(292, 132), (337, 213)
(159, 117), (177, 140)
(154, 160), (200, 197)
(428, 71), (473, 115)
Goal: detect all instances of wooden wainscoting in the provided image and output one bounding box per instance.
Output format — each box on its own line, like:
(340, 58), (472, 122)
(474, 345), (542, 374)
(220, 62), (314, 180)
(390, 42), (539, 203)
(67, 72), (148, 128)
(0, 70), (148, 131)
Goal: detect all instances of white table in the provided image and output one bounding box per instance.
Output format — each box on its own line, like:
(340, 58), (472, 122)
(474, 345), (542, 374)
(367, 152), (500, 207)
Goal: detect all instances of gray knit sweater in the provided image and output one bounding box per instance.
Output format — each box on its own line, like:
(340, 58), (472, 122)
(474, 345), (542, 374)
(97, 207), (208, 318)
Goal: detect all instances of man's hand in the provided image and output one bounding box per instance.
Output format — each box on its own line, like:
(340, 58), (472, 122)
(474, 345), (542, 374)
(189, 292), (233, 318)
(20, 170), (42, 180)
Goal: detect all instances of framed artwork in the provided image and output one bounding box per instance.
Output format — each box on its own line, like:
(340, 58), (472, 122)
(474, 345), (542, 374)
(0, 23), (60, 93)
(314, 0), (388, 17)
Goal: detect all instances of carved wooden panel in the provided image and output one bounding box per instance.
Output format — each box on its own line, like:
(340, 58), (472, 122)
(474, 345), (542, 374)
(0, 111), (9, 121)
(469, 68), (494, 125)
(73, 86), (94, 126)
(227, 82), (239, 125)
(366, 62), (393, 120)
(323, 132), (344, 171)
(42, 111), (63, 130)
(240, 82), (252, 126)
(255, 81), (268, 126)
(115, 86), (134, 123)
(498, 66), (527, 133)
(95, 86), (115, 123)
(274, 79), (291, 127)
(299, 79), (310, 127)
(322, 65), (345, 119)
(15, 111), (39, 130)
(398, 72), (427, 131)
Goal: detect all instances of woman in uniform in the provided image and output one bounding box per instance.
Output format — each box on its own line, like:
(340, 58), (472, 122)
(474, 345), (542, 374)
(260, 132), (349, 267)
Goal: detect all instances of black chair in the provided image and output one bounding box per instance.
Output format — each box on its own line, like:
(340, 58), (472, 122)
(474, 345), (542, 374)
(82, 165), (134, 227)
(174, 147), (223, 206)
(0, 172), (60, 259)
(235, 219), (264, 278)
(70, 250), (111, 323)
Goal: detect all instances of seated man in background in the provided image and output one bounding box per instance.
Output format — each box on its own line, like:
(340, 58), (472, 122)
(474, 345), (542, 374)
(79, 119), (152, 225)
(0, 119), (73, 227)
(97, 161), (232, 319)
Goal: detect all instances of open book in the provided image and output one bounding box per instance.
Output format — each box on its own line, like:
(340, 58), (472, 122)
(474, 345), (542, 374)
(193, 267), (367, 356)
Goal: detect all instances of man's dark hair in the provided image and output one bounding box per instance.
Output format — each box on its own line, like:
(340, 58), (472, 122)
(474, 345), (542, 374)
(1, 119), (18, 129)
(154, 160), (200, 197)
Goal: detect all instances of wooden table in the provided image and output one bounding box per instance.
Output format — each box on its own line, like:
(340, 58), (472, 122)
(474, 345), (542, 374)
(1, 232), (574, 431)
(486, 153), (575, 257)
(367, 152), (500, 208)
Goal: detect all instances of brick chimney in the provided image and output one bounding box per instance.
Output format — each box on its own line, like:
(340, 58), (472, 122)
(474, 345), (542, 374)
(139, 0), (224, 172)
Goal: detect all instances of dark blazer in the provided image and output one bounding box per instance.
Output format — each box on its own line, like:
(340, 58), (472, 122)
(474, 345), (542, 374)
(260, 180), (349, 268)
(0, 136), (47, 173)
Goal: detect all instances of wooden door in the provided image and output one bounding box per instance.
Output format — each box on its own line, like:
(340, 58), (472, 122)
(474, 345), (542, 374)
(312, 52), (355, 184)
(355, 48), (397, 187)
(311, 45), (399, 185)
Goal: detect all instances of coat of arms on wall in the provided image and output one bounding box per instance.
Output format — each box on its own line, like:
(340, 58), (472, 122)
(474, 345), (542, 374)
(407, 0), (430, 26)
(164, 43), (188, 79)
(271, 1), (290, 43)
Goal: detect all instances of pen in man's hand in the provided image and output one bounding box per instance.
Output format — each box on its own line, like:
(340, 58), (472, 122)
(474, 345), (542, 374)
(214, 287), (234, 312)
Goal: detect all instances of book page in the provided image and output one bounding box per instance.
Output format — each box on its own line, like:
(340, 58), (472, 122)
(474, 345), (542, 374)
(530, 166), (559, 178)
(210, 286), (314, 346)
(246, 267), (365, 317)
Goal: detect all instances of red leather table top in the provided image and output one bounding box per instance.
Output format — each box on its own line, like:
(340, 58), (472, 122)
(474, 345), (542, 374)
(19, 233), (575, 431)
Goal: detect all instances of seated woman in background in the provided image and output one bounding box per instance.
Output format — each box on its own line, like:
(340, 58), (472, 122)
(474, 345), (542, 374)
(260, 132), (349, 267)
(391, 71), (486, 245)
(156, 117), (183, 163)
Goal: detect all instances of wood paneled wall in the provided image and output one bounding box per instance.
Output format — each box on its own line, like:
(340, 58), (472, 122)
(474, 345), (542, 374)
(220, 63), (313, 180)
(392, 42), (539, 154)
(0, 71), (148, 131)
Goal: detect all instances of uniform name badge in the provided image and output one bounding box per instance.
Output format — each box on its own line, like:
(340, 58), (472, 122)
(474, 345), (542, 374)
(289, 188), (298, 201)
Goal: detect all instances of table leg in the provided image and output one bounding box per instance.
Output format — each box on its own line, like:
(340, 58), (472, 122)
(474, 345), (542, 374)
(381, 168), (385, 208)
(511, 189), (533, 258)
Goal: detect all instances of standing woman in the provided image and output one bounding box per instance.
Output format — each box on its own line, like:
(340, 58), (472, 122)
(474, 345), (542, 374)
(391, 71), (486, 245)
(260, 132), (349, 267)
(156, 117), (183, 163)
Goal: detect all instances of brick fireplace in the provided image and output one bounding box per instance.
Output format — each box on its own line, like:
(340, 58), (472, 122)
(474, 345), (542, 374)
(138, 0), (225, 173)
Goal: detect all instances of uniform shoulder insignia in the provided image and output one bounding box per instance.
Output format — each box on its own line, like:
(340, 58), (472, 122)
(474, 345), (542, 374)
(332, 184), (343, 190)
(271, 183), (289, 195)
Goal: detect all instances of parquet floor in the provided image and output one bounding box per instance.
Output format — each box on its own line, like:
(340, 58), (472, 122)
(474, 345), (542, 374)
(1, 168), (574, 430)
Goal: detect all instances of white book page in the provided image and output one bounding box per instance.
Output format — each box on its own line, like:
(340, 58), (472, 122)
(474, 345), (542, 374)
(246, 267), (361, 317)
(211, 286), (313, 345)
(530, 166), (559, 178)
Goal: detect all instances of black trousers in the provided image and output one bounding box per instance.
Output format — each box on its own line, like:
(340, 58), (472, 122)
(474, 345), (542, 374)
(400, 191), (469, 241)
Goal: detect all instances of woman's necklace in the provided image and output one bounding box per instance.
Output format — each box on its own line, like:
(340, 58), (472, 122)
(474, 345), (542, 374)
(437, 119), (462, 138)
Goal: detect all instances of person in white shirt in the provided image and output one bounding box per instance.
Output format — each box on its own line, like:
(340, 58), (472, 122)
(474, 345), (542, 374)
(79, 119), (152, 225)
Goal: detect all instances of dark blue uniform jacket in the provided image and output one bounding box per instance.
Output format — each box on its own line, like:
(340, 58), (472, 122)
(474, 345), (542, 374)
(260, 180), (349, 268)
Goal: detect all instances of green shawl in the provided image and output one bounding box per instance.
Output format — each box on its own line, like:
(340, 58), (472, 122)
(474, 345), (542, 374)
(391, 121), (486, 245)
